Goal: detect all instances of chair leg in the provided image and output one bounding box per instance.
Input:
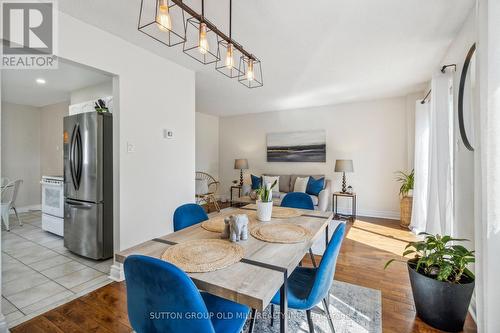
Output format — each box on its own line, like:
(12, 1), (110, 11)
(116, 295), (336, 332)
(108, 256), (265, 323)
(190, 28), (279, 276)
(2, 209), (10, 231)
(322, 298), (336, 333)
(247, 308), (256, 333)
(12, 207), (21, 226)
(270, 304), (274, 327)
(306, 309), (315, 333)
(309, 248), (317, 268)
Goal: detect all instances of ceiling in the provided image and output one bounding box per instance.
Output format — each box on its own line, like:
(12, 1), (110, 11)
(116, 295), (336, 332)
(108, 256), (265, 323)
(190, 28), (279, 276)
(1, 60), (112, 107)
(58, 0), (475, 116)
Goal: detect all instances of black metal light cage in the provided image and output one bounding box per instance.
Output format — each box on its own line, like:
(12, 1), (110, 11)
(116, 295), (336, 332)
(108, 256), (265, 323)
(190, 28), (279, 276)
(238, 56), (263, 88)
(183, 16), (220, 65)
(138, 0), (186, 47)
(216, 39), (244, 78)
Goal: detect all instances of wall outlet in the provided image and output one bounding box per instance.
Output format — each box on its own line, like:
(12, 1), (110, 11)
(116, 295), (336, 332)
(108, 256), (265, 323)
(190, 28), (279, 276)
(163, 129), (174, 139)
(127, 142), (135, 153)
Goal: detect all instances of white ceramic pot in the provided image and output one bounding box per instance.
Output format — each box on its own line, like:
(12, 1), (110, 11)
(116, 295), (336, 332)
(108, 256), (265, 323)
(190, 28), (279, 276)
(257, 200), (273, 222)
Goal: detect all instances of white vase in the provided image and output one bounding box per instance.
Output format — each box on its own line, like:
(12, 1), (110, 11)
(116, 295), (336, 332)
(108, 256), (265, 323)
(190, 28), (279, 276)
(257, 200), (273, 222)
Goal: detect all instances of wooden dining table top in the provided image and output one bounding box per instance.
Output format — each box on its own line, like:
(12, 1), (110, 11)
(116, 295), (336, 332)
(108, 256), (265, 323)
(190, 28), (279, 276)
(115, 204), (333, 311)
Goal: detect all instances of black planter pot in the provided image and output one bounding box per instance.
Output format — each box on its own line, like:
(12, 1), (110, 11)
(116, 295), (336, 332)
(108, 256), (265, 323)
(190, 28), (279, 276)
(408, 263), (474, 332)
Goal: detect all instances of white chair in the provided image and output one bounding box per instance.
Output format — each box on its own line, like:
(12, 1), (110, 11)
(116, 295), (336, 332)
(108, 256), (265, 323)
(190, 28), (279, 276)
(1, 179), (23, 231)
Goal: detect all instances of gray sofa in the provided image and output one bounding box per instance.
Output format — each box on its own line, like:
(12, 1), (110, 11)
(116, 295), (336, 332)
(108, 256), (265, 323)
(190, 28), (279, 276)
(260, 174), (331, 212)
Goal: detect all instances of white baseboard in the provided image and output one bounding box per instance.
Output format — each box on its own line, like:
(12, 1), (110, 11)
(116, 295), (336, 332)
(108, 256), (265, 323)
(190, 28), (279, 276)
(0, 313), (9, 333)
(16, 205), (41, 213)
(109, 262), (124, 282)
(336, 207), (400, 220)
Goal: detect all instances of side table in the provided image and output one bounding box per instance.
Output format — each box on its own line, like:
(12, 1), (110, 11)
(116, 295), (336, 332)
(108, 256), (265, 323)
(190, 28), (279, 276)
(333, 192), (357, 219)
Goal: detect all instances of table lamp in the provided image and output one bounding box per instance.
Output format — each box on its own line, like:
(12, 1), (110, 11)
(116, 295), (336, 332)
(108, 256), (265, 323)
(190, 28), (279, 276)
(335, 159), (354, 193)
(234, 159), (249, 186)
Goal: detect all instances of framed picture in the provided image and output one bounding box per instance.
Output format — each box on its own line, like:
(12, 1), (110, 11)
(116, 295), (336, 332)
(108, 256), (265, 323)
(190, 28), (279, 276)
(267, 130), (326, 162)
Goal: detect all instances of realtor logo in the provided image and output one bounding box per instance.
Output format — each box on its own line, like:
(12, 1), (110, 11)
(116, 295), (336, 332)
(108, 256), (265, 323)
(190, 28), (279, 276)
(1, 0), (57, 68)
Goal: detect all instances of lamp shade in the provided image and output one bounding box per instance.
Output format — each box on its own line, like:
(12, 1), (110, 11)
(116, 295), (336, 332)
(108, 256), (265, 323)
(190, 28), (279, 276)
(334, 159), (354, 173)
(234, 159), (249, 170)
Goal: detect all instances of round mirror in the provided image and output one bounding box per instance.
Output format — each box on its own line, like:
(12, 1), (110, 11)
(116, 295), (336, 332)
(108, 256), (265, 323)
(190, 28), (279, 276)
(458, 43), (476, 151)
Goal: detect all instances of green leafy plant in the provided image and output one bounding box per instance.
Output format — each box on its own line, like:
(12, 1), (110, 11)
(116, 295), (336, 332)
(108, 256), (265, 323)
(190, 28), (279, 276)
(395, 169), (414, 197)
(385, 233), (475, 284)
(255, 180), (277, 202)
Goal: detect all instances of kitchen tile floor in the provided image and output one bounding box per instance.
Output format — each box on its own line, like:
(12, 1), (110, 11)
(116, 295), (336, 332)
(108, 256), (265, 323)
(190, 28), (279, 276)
(1, 211), (113, 328)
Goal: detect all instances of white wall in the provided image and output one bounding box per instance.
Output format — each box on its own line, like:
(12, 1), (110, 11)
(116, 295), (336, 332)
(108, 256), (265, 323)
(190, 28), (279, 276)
(70, 80), (113, 105)
(219, 97), (415, 219)
(195, 112), (219, 179)
(40, 101), (69, 177)
(1, 102), (41, 209)
(57, 12), (195, 251)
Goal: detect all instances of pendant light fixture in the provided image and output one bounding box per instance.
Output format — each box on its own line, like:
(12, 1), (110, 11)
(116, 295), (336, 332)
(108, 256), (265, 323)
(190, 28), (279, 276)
(138, 0), (186, 47)
(138, 0), (263, 88)
(215, 0), (242, 78)
(183, 0), (220, 64)
(238, 55), (263, 88)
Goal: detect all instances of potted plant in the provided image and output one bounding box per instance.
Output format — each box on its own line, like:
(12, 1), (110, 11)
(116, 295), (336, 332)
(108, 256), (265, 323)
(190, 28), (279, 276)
(385, 234), (475, 332)
(255, 180), (277, 222)
(396, 169), (414, 229)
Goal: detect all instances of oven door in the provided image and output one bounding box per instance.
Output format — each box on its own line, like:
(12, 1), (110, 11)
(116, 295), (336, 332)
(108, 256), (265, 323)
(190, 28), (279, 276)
(41, 183), (64, 218)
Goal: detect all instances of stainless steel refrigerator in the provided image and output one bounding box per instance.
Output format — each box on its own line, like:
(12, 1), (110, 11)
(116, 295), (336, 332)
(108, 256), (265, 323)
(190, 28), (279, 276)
(63, 112), (113, 260)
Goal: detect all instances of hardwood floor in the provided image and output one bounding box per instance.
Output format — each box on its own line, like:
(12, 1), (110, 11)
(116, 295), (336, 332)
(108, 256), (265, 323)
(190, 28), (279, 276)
(11, 214), (477, 333)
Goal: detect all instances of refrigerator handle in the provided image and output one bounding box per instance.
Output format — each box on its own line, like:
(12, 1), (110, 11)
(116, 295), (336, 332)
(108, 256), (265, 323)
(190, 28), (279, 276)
(75, 124), (83, 188)
(69, 124), (78, 190)
(66, 199), (92, 209)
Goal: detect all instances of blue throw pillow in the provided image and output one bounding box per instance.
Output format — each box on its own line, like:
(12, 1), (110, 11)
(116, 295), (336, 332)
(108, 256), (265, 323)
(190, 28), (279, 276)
(251, 174), (262, 190)
(306, 177), (325, 196)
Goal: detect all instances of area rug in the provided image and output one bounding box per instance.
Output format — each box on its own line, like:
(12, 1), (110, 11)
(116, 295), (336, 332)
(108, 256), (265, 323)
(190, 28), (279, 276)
(244, 280), (382, 333)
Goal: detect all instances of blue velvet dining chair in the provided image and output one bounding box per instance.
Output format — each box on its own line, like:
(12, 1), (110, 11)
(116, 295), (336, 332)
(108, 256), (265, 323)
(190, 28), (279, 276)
(173, 203), (208, 232)
(281, 192), (317, 266)
(281, 192), (315, 211)
(270, 223), (346, 333)
(124, 255), (250, 333)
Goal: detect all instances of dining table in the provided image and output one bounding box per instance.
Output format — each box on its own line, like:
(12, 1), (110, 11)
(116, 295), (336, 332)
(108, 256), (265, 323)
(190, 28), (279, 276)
(115, 204), (334, 333)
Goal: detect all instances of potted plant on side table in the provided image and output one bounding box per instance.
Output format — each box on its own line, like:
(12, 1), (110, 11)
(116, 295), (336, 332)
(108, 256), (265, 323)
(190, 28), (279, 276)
(385, 233), (475, 332)
(255, 180), (277, 222)
(396, 169), (414, 229)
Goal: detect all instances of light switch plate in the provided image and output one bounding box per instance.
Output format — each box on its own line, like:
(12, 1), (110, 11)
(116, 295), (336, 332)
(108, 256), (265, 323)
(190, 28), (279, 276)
(127, 142), (135, 153)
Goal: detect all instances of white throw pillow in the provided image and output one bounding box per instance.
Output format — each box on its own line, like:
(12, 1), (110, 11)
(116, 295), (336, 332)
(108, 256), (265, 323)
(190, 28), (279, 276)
(294, 176), (309, 193)
(262, 175), (280, 192)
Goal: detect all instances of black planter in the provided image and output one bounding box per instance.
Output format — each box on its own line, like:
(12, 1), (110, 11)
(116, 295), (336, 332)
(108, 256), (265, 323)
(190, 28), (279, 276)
(408, 263), (474, 332)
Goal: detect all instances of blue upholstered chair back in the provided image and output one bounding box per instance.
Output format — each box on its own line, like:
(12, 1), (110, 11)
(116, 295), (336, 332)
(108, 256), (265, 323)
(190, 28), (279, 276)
(307, 223), (346, 306)
(281, 192), (315, 210)
(173, 203), (208, 231)
(124, 255), (216, 333)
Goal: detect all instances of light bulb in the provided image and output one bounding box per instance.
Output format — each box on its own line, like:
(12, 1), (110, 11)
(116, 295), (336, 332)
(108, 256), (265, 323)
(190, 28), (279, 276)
(247, 58), (254, 81)
(156, 0), (172, 31)
(199, 22), (209, 54)
(225, 43), (234, 68)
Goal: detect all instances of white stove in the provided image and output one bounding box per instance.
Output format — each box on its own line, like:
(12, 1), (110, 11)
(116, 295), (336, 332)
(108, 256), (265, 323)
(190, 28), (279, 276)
(41, 176), (64, 236)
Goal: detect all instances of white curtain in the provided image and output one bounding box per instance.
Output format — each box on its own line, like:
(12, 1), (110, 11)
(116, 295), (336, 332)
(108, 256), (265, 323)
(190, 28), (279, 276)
(410, 101), (430, 233)
(411, 72), (454, 235)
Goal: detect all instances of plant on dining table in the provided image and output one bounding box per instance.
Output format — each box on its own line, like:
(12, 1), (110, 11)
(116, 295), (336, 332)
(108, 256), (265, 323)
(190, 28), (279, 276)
(255, 180), (277, 202)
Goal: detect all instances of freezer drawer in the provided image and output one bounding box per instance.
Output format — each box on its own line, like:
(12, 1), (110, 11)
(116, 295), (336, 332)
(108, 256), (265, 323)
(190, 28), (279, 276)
(64, 200), (112, 260)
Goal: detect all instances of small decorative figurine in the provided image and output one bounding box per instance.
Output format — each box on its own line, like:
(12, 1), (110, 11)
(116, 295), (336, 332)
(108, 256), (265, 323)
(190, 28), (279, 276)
(221, 214), (249, 242)
(347, 185), (353, 194)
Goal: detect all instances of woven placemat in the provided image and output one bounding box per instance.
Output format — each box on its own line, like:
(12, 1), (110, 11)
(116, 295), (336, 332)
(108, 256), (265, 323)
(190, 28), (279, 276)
(250, 223), (312, 244)
(269, 207), (302, 219)
(161, 239), (244, 273)
(201, 213), (258, 233)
